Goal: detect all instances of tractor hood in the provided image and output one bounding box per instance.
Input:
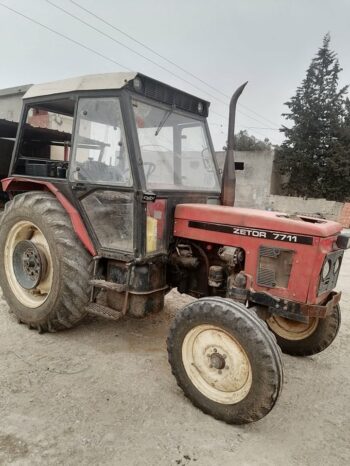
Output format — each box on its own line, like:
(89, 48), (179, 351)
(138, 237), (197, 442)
(174, 204), (342, 238)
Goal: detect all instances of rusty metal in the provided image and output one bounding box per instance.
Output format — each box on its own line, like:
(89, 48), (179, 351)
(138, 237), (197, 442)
(170, 254), (199, 269)
(127, 285), (169, 296)
(300, 291), (341, 318)
(121, 263), (133, 316)
(90, 256), (102, 302)
(220, 81), (248, 207)
(89, 279), (126, 292)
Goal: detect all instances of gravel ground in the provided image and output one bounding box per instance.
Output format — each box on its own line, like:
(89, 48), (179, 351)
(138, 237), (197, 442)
(0, 252), (349, 466)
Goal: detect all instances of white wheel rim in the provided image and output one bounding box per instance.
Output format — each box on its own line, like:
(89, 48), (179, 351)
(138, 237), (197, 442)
(4, 220), (53, 308)
(182, 324), (252, 405)
(267, 315), (318, 341)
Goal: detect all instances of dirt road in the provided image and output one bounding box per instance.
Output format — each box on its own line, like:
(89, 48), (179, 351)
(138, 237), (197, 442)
(0, 253), (349, 465)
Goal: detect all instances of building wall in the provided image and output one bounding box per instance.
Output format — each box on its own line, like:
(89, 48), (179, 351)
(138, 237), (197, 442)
(215, 150), (275, 209)
(216, 150), (350, 227)
(0, 85), (31, 122)
(268, 194), (343, 220)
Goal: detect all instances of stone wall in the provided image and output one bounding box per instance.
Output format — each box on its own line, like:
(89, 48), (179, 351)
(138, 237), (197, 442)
(268, 195), (343, 221)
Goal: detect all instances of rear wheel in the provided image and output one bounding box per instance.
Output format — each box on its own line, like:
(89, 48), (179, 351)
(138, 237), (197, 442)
(0, 191), (92, 332)
(167, 298), (283, 424)
(264, 306), (341, 356)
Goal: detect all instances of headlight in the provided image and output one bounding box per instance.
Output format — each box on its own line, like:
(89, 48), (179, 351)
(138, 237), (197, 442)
(334, 256), (342, 274)
(322, 259), (331, 279)
(318, 250), (344, 295)
(133, 77), (143, 92)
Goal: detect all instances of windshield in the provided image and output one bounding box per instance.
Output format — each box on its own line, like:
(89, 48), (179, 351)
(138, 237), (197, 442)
(132, 99), (220, 191)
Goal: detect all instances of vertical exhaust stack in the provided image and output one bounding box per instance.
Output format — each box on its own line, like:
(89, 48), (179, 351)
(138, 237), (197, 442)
(220, 82), (248, 206)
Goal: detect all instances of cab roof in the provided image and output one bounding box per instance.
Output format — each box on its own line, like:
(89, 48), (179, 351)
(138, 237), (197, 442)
(23, 72), (210, 117)
(23, 72), (137, 99)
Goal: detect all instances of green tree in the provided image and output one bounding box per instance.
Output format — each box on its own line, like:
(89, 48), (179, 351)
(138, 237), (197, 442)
(234, 130), (272, 151)
(276, 33), (349, 200)
(344, 97), (350, 126)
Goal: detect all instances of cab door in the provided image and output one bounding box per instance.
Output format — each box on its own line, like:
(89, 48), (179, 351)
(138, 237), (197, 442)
(69, 96), (135, 256)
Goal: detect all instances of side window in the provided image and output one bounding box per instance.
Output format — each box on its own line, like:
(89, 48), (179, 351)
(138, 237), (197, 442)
(14, 99), (74, 178)
(70, 98), (132, 186)
(25, 108), (73, 161)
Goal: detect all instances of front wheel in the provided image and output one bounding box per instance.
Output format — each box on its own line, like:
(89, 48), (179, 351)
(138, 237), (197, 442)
(167, 298), (283, 424)
(263, 306), (341, 356)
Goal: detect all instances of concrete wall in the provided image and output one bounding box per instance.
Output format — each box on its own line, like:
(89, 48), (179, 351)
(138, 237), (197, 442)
(215, 150), (275, 209)
(268, 195), (344, 220)
(0, 85), (31, 122)
(215, 150), (350, 226)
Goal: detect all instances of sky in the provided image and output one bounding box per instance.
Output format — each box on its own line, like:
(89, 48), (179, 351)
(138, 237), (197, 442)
(0, 0), (349, 149)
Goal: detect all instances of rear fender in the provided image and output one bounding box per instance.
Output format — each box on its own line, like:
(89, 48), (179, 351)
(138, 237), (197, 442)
(1, 177), (97, 256)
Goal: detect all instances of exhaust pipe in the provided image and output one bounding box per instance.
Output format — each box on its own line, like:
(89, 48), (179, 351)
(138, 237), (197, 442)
(220, 81), (248, 206)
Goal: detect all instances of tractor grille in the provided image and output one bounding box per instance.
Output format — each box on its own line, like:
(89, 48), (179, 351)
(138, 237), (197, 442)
(318, 250), (344, 295)
(257, 246), (294, 288)
(258, 267), (276, 287)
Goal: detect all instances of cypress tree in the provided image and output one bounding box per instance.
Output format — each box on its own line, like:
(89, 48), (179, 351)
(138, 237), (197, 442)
(276, 33), (349, 200)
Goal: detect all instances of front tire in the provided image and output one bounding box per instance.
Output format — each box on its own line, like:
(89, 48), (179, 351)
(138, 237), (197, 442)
(0, 191), (92, 332)
(264, 306), (341, 356)
(167, 298), (283, 424)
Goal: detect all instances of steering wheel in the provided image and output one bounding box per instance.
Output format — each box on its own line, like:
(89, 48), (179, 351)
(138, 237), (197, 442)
(143, 162), (156, 180)
(118, 162), (156, 182)
(141, 144), (172, 152)
(140, 144), (173, 180)
(200, 147), (214, 172)
(76, 160), (124, 182)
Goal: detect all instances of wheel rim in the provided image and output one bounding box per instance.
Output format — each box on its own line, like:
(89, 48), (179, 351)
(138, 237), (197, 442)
(4, 220), (53, 308)
(182, 324), (252, 404)
(267, 315), (319, 341)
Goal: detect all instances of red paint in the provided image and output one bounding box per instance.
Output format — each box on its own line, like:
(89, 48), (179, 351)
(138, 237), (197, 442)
(64, 144), (69, 162)
(174, 204), (342, 305)
(2, 177), (96, 256)
(175, 204), (341, 237)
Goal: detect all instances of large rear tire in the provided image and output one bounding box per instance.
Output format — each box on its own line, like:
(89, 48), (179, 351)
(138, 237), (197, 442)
(263, 306), (341, 356)
(167, 297), (283, 424)
(0, 191), (92, 332)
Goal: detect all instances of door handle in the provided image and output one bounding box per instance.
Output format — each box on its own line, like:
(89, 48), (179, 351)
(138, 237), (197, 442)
(72, 183), (87, 191)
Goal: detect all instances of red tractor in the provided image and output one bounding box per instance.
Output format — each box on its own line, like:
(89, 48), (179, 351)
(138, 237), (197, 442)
(0, 73), (346, 424)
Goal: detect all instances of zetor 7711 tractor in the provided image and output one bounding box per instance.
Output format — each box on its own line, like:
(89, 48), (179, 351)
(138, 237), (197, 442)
(0, 72), (347, 424)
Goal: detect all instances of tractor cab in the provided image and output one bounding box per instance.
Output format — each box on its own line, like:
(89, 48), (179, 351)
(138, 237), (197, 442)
(7, 72), (221, 260)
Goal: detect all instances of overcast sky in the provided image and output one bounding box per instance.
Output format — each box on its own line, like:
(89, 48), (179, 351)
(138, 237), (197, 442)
(0, 0), (349, 149)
